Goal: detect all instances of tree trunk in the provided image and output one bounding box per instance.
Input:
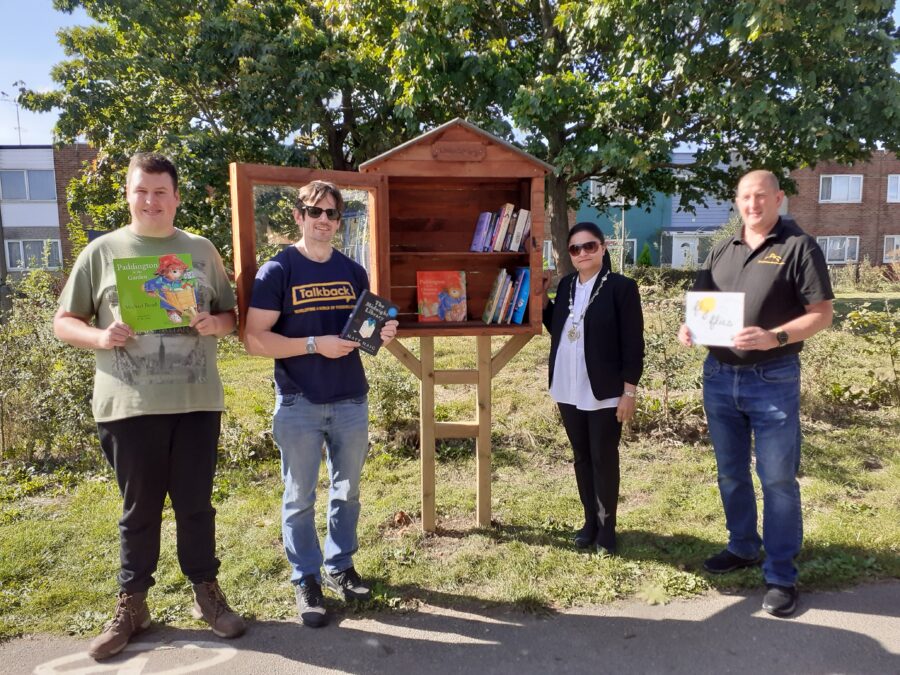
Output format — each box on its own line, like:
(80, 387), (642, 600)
(546, 172), (574, 278)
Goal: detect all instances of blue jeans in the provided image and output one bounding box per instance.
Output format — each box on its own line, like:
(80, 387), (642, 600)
(702, 353), (803, 587)
(273, 392), (369, 583)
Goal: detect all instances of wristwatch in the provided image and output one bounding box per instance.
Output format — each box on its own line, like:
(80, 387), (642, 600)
(623, 390), (636, 398)
(775, 330), (789, 347)
(306, 336), (317, 354)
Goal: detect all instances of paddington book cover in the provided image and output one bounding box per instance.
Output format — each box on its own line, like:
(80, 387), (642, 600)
(416, 271), (468, 322)
(114, 254), (198, 333)
(340, 288), (399, 355)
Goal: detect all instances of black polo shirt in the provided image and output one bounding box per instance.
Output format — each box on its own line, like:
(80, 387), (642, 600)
(693, 216), (833, 365)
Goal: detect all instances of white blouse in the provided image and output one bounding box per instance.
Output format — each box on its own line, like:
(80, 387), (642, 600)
(549, 271), (620, 411)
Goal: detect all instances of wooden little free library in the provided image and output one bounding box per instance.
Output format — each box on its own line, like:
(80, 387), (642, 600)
(230, 118), (553, 531)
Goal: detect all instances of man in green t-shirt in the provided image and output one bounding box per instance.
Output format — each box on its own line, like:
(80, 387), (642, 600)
(54, 153), (245, 659)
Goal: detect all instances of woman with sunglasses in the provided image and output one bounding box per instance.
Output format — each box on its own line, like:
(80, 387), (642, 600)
(542, 222), (644, 554)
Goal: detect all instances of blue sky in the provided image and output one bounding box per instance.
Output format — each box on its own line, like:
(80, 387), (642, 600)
(1, 1), (898, 146)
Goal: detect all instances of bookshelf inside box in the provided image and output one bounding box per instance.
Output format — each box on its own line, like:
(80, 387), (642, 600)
(364, 175), (546, 339)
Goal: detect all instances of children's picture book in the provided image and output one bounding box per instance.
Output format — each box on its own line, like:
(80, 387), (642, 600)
(417, 271), (468, 322)
(481, 269), (507, 323)
(509, 209), (532, 252)
(114, 254), (198, 332)
(470, 212), (493, 252)
(684, 291), (745, 346)
(511, 267), (531, 324)
(340, 288), (399, 355)
(491, 203), (516, 251)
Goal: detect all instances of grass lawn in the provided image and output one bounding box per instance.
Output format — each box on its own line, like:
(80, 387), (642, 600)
(1, 298), (898, 639)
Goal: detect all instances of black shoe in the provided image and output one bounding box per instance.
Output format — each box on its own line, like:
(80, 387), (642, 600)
(323, 566), (372, 601)
(573, 525), (598, 549)
(762, 584), (798, 617)
(703, 549), (762, 574)
(295, 575), (327, 628)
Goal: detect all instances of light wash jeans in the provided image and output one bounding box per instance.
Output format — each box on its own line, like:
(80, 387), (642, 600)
(702, 353), (803, 587)
(273, 391), (369, 583)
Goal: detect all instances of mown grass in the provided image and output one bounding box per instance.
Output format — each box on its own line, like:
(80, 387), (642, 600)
(1, 298), (898, 639)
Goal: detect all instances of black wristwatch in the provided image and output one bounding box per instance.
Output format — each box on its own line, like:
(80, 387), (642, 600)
(775, 330), (789, 347)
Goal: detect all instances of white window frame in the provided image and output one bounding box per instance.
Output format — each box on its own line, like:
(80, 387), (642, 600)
(607, 238), (638, 266)
(5, 239), (62, 271)
(816, 235), (859, 265)
(818, 175), (863, 203)
(884, 235), (900, 264)
(888, 175), (900, 203)
(0, 169), (57, 202)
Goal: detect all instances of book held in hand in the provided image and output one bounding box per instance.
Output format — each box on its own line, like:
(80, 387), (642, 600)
(417, 271), (468, 322)
(340, 288), (399, 355)
(114, 253), (198, 333)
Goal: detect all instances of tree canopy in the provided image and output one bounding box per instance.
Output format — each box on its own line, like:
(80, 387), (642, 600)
(25, 0), (900, 271)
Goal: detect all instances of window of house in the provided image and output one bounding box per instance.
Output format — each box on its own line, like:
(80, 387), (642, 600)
(816, 235), (859, 264)
(5, 239), (62, 270)
(607, 238), (637, 266)
(884, 236), (900, 264)
(819, 175), (862, 203)
(888, 175), (900, 203)
(0, 169), (57, 200)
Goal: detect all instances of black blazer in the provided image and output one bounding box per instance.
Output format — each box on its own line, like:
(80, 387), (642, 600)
(543, 267), (645, 401)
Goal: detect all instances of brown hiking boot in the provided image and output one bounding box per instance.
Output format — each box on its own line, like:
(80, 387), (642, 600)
(191, 581), (246, 638)
(88, 591), (151, 660)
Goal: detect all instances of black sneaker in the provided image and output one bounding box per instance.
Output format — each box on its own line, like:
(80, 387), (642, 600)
(573, 524), (598, 549)
(762, 584), (798, 617)
(703, 549), (762, 574)
(294, 575), (327, 628)
(323, 566), (372, 601)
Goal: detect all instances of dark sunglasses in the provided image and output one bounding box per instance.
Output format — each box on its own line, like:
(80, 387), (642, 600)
(299, 204), (341, 221)
(568, 240), (601, 256)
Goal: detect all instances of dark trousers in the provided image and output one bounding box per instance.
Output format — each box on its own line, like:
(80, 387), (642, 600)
(558, 403), (622, 547)
(97, 411), (222, 593)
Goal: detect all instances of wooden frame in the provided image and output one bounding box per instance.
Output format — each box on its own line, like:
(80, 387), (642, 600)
(229, 162), (388, 337)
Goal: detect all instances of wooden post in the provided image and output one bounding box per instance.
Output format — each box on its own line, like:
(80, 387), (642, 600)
(476, 335), (492, 527)
(419, 337), (436, 532)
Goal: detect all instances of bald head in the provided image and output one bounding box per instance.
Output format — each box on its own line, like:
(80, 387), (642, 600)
(735, 170), (784, 234)
(737, 170), (780, 195)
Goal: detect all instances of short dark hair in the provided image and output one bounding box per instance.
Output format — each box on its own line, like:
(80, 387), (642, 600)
(295, 180), (344, 215)
(127, 152), (178, 191)
(568, 221), (606, 244)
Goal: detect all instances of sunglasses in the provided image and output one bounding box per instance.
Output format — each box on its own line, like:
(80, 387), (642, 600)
(568, 240), (601, 256)
(299, 204), (341, 221)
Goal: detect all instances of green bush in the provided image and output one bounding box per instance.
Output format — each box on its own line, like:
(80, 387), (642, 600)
(0, 270), (97, 462)
(830, 257), (896, 293)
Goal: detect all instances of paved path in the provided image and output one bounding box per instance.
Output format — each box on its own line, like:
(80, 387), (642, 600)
(2, 582), (899, 674)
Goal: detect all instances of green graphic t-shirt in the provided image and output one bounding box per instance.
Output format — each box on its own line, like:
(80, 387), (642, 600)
(57, 227), (236, 422)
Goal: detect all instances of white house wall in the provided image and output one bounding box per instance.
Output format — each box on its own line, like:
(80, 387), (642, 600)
(1, 202), (60, 228)
(0, 147), (54, 170)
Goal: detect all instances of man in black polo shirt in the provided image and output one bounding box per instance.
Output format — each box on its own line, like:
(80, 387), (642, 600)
(678, 169), (833, 617)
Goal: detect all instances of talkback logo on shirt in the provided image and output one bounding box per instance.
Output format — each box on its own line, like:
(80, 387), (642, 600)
(758, 251), (786, 265)
(291, 281), (356, 314)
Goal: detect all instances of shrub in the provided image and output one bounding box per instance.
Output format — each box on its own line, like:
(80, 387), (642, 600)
(0, 270), (97, 462)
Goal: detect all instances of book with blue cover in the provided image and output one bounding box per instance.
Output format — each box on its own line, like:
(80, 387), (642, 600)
(511, 267), (531, 324)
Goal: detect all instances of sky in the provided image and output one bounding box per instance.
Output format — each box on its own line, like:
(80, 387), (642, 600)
(0, 1), (898, 147)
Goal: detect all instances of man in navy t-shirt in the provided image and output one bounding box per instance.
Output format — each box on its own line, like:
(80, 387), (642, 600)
(245, 180), (398, 628)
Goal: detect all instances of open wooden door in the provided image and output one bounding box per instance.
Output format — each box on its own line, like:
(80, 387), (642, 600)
(229, 162), (389, 337)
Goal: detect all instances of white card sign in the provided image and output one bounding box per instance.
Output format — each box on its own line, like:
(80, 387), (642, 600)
(685, 292), (745, 347)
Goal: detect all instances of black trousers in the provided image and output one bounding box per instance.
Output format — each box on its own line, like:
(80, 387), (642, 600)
(97, 411), (222, 593)
(558, 403), (622, 547)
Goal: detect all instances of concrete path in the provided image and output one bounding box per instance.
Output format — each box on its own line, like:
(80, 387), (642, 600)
(2, 581), (898, 674)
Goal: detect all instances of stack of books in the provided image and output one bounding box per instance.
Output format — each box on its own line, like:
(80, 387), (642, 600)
(469, 204), (532, 253)
(481, 267), (530, 325)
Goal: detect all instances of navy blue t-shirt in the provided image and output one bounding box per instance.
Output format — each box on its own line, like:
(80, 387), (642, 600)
(249, 246), (369, 403)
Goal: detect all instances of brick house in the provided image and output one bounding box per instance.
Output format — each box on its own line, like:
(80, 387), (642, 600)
(0, 143), (95, 283)
(787, 150), (900, 266)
